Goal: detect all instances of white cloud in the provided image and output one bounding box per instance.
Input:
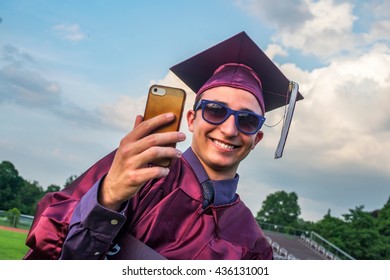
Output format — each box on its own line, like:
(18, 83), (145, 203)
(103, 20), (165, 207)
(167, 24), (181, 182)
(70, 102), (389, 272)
(238, 0), (390, 62)
(284, 43), (390, 171)
(0, 44), (115, 130)
(276, 0), (357, 59)
(264, 44), (288, 60)
(237, 0), (375, 60)
(52, 24), (87, 42)
(298, 195), (343, 221)
(0, 63), (62, 107)
(0, 44), (34, 65)
(235, 0), (313, 30)
(99, 95), (146, 131)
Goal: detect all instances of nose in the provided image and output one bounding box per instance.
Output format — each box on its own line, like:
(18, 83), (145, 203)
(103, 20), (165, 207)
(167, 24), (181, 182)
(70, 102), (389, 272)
(219, 114), (238, 137)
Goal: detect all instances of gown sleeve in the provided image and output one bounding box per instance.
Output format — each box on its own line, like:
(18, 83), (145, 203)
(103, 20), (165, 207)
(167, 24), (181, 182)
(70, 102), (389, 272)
(59, 179), (127, 259)
(23, 150), (117, 260)
(23, 192), (79, 259)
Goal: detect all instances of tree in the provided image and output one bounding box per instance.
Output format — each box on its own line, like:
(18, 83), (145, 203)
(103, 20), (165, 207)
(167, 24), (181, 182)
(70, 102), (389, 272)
(313, 210), (349, 251)
(0, 161), (24, 210)
(45, 184), (61, 194)
(19, 180), (44, 215)
(341, 205), (385, 259)
(63, 174), (78, 189)
(6, 208), (21, 227)
(0, 161), (82, 215)
(376, 197), (390, 237)
(256, 190), (301, 226)
(375, 198), (390, 258)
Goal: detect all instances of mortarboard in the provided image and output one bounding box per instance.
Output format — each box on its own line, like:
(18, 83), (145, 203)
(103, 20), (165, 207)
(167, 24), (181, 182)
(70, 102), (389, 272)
(170, 31), (303, 112)
(170, 31), (304, 158)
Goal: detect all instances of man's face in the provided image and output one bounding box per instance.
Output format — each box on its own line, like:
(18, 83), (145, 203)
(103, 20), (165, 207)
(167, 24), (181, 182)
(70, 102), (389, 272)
(187, 86), (264, 180)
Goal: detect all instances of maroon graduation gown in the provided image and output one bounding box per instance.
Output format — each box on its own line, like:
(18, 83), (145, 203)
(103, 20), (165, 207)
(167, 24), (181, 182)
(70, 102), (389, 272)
(24, 150), (272, 260)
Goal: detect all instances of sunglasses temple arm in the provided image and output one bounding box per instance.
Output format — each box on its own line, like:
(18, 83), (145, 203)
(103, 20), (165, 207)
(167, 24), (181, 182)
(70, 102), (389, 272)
(274, 81), (299, 159)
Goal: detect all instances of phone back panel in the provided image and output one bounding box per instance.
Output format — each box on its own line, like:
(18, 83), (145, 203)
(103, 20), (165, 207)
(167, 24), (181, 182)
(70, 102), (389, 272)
(144, 85), (186, 133)
(143, 85), (186, 167)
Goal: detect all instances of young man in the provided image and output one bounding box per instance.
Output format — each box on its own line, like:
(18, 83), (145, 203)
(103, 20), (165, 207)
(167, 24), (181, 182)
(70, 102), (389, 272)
(24, 32), (303, 260)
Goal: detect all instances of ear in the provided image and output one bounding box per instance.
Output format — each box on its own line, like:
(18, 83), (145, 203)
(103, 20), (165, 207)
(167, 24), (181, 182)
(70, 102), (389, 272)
(187, 110), (196, 132)
(252, 130), (264, 149)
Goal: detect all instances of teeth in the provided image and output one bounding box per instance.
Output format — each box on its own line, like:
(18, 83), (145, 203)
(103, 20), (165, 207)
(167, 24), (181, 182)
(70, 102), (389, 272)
(213, 139), (235, 150)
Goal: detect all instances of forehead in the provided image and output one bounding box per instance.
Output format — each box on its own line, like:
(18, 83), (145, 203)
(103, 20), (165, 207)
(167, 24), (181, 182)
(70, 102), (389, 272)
(201, 86), (263, 114)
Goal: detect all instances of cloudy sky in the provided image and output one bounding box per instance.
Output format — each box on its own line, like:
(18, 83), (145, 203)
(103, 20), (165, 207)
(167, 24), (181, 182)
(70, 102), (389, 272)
(1, 0), (389, 222)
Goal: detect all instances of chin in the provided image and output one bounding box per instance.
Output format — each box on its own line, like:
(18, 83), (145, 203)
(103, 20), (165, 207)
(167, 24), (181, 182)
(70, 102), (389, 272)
(208, 157), (238, 171)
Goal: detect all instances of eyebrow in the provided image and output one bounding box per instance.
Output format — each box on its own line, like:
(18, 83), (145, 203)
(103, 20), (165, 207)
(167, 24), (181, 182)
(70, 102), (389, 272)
(212, 99), (257, 114)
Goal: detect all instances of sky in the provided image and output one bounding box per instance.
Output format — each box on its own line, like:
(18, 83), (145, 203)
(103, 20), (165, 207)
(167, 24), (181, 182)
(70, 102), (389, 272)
(0, 0), (389, 222)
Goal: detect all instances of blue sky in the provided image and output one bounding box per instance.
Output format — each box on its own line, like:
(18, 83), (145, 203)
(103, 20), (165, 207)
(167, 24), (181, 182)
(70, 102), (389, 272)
(1, 0), (389, 221)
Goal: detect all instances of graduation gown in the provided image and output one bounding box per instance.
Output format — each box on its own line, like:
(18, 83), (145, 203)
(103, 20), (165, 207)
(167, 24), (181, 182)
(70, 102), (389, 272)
(24, 148), (272, 260)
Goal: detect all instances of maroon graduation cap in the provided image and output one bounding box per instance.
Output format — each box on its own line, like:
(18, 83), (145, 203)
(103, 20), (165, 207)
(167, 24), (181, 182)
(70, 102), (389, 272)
(170, 31), (304, 158)
(170, 31), (303, 113)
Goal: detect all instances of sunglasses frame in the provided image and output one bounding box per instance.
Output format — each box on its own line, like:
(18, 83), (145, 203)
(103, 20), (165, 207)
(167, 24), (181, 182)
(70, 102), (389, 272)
(194, 99), (266, 135)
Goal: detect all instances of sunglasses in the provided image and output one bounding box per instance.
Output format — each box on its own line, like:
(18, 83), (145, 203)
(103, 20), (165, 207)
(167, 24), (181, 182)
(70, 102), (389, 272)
(194, 99), (266, 135)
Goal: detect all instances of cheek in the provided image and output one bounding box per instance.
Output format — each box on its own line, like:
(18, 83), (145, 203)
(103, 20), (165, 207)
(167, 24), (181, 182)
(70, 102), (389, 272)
(244, 136), (259, 151)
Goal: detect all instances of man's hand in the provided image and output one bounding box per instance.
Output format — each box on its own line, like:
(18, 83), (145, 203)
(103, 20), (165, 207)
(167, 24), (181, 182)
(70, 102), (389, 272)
(99, 113), (186, 211)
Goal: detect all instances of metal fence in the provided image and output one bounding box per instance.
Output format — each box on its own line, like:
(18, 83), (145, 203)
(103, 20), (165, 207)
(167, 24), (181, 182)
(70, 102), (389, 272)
(0, 210), (33, 230)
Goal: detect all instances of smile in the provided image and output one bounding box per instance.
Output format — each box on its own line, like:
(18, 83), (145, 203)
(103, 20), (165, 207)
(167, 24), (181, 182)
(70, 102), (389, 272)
(212, 139), (237, 150)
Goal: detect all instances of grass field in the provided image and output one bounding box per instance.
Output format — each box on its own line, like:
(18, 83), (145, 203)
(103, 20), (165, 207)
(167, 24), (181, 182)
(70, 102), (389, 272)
(0, 229), (29, 260)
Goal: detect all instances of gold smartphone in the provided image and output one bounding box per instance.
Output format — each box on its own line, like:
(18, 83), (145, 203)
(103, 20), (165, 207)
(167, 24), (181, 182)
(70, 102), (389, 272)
(143, 85), (186, 167)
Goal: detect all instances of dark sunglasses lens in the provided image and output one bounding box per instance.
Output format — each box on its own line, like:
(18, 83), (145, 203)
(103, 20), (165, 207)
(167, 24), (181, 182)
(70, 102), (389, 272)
(203, 102), (227, 123)
(237, 112), (260, 133)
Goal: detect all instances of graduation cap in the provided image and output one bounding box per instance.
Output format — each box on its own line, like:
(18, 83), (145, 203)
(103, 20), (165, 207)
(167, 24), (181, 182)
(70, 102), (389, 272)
(170, 31), (304, 158)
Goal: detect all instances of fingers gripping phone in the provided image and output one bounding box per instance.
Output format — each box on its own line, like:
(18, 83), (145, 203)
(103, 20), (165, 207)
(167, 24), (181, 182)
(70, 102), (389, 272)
(143, 85), (186, 167)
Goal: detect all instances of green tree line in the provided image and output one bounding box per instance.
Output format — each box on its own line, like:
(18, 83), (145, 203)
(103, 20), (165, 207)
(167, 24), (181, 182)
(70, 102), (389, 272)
(0, 160), (77, 216)
(1, 160), (389, 259)
(256, 190), (390, 260)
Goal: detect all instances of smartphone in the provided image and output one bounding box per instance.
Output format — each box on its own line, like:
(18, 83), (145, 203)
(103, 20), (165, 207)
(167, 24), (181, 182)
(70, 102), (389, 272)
(143, 84), (186, 167)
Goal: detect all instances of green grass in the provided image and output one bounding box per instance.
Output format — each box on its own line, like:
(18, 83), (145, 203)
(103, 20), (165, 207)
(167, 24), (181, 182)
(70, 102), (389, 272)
(0, 229), (29, 260)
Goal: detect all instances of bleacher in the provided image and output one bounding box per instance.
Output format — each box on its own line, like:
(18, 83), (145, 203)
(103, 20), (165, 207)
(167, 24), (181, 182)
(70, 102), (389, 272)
(265, 230), (324, 260)
(260, 223), (355, 260)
